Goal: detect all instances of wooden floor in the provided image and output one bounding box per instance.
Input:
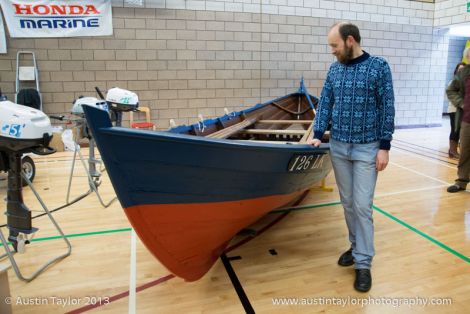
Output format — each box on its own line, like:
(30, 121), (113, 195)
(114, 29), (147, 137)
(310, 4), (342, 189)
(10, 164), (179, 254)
(1, 118), (469, 313)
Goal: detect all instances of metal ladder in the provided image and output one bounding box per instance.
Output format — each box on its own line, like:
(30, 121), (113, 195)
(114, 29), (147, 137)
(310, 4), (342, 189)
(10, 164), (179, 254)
(15, 51), (42, 111)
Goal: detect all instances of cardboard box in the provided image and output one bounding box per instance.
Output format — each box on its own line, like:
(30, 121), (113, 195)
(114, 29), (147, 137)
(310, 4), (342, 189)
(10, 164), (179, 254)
(49, 132), (64, 152)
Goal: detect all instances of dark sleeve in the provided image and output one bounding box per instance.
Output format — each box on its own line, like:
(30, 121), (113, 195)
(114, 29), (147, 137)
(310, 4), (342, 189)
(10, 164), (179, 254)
(377, 59), (395, 150)
(313, 66), (335, 140)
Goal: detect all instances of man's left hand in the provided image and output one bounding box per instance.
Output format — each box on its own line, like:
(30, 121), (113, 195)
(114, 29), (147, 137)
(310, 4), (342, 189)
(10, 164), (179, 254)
(376, 150), (389, 171)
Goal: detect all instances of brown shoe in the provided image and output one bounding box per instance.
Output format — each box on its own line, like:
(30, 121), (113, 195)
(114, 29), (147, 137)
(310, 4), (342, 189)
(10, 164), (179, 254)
(449, 140), (460, 159)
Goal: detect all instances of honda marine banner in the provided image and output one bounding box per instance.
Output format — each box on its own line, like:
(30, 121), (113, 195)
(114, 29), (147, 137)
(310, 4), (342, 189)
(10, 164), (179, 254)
(0, 0), (113, 37)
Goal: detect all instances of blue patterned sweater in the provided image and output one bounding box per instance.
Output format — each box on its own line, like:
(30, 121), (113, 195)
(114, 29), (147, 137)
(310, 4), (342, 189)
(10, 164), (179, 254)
(313, 52), (395, 150)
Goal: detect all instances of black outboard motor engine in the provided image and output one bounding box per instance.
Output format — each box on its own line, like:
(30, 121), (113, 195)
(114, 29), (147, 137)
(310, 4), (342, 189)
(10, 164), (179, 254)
(0, 100), (55, 251)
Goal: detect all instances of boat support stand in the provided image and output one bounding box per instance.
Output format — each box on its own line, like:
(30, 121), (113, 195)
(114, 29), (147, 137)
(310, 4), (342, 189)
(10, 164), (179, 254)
(65, 132), (117, 208)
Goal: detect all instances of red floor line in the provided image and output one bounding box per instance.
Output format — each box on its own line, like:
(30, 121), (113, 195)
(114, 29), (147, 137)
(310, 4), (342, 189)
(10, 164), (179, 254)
(64, 275), (175, 314)
(67, 210), (292, 313)
(136, 274), (175, 292)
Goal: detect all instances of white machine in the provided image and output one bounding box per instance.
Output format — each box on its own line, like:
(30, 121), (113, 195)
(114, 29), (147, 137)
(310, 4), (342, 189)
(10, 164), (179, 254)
(0, 100), (52, 146)
(0, 100), (71, 282)
(0, 100), (53, 185)
(95, 87), (139, 127)
(72, 96), (108, 117)
(0, 100), (54, 237)
(0, 100), (70, 282)
(105, 87), (139, 112)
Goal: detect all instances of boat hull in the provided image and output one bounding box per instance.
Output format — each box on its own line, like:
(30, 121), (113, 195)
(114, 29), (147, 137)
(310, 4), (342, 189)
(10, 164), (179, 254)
(83, 105), (332, 281)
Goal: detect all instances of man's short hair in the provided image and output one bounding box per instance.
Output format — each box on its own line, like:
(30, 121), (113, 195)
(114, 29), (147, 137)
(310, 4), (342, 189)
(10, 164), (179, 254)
(335, 22), (361, 44)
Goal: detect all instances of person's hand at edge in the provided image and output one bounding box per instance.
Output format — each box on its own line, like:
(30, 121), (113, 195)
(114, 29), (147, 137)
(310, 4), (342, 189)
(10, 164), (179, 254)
(307, 138), (322, 147)
(376, 150), (389, 171)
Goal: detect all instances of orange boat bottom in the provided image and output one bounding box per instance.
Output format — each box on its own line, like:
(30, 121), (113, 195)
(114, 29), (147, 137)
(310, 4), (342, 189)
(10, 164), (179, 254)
(124, 190), (305, 281)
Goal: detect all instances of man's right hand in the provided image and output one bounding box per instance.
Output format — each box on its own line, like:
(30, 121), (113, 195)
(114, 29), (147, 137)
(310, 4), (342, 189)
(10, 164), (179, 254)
(307, 138), (322, 147)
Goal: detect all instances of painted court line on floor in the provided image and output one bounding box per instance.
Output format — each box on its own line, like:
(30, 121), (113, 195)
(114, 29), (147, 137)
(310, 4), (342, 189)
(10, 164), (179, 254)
(393, 148), (457, 170)
(13, 185), (456, 246)
(373, 184), (448, 199)
(13, 172), (469, 313)
(65, 274), (175, 314)
(273, 184), (448, 214)
(68, 198), (470, 313)
(393, 146), (458, 167)
(66, 212), (292, 314)
(373, 204), (470, 264)
(390, 161), (452, 186)
(275, 201), (470, 265)
(61, 195), (470, 313)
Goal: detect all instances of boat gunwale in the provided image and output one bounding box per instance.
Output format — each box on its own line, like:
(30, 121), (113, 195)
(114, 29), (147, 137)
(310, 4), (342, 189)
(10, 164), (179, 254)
(99, 126), (330, 152)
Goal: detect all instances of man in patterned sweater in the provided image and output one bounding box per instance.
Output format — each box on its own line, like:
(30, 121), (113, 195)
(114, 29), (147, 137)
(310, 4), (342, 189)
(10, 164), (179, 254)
(308, 22), (395, 292)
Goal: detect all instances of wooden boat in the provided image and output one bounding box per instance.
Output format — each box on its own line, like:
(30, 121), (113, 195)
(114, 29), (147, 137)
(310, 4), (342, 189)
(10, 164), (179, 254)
(82, 80), (332, 281)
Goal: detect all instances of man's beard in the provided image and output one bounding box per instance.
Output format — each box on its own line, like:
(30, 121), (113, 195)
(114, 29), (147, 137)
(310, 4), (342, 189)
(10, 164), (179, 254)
(337, 43), (354, 64)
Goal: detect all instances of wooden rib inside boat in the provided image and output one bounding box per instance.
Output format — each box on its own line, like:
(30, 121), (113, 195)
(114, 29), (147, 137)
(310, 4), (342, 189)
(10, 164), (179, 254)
(172, 91), (319, 144)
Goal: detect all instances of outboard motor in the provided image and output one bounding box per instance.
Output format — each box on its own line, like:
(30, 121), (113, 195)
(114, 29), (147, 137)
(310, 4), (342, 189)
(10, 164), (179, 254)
(72, 96), (108, 117)
(0, 100), (55, 251)
(100, 87), (139, 126)
(72, 96), (108, 138)
(71, 96), (108, 178)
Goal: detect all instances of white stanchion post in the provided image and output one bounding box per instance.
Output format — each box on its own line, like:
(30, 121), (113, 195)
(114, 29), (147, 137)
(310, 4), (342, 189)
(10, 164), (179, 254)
(129, 229), (137, 314)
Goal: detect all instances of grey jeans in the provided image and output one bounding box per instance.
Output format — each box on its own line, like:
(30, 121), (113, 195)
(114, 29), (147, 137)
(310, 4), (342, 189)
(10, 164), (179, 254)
(330, 139), (380, 269)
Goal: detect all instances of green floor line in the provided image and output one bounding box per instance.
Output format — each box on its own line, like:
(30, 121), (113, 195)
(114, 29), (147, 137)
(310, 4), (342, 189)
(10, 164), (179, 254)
(0, 227), (132, 246)
(373, 205), (470, 264)
(2, 200), (469, 265)
(273, 200), (470, 265)
(32, 227), (132, 242)
(0, 202), (343, 245)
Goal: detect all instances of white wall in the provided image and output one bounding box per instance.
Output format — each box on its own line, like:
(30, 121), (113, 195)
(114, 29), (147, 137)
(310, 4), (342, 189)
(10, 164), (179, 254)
(434, 0), (470, 27)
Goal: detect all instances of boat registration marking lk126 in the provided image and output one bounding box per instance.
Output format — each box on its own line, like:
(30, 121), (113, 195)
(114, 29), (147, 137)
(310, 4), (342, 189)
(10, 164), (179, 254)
(288, 153), (326, 172)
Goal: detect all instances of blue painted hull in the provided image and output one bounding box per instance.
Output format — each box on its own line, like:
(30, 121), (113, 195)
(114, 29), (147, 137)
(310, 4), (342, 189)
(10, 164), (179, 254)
(91, 124), (331, 208)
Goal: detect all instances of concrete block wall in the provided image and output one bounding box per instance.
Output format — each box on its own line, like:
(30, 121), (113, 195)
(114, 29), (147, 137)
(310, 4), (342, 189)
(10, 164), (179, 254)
(115, 0), (435, 26)
(0, 0), (448, 128)
(427, 28), (450, 126)
(434, 0), (470, 27)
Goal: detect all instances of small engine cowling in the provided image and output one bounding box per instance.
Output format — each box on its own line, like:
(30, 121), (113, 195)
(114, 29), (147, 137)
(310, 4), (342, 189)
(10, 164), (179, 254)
(72, 96), (108, 117)
(0, 101), (53, 153)
(105, 87), (139, 112)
